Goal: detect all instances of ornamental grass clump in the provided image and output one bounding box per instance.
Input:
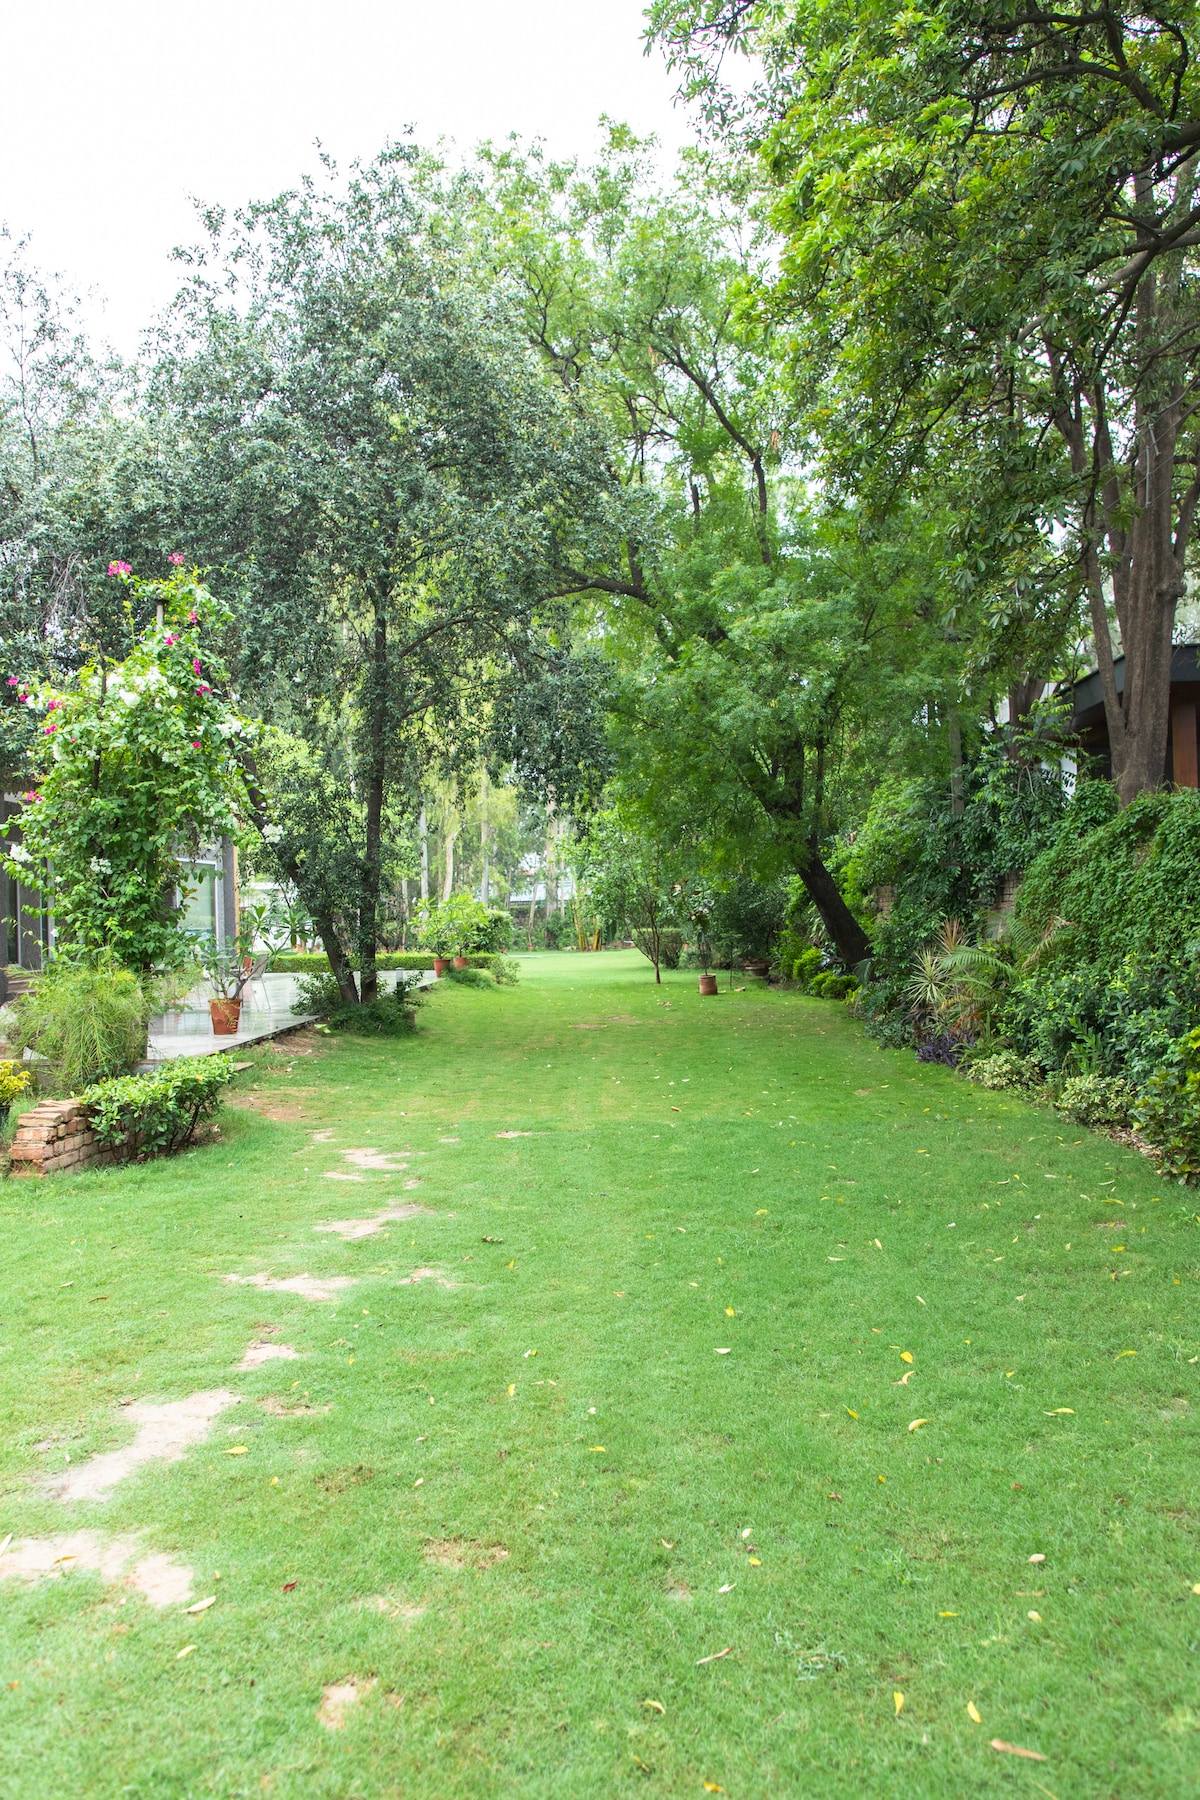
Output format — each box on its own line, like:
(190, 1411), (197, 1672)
(10, 957), (158, 1092)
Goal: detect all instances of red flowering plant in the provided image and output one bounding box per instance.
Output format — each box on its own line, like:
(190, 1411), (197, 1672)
(2, 564), (256, 969)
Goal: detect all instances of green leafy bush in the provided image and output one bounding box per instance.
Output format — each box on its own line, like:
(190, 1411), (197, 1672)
(810, 971), (858, 1000)
(10, 957), (160, 1091)
(83, 1055), (234, 1158)
(491, 957), (520, 987)
(0, 1059), (31, 1114)
(1134, 1027), (1200, 1180)
(964, 1050), (1043, 1091)
(295, 971), (423, 1036)
(446, 965), (496, 988)
(791, 946), (824, 989)
(1058, 1073), (1137, 1130)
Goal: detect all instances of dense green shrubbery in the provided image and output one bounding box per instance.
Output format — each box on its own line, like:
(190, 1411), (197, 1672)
(83, 1055), (234, 1157)
(1058, 1072), (1138, 1130)
(10, 957), (162, 1091)
(295, 971), (424, 1036)
(1133, 1027), (1200, 1180)
(272, 951), (498, 974)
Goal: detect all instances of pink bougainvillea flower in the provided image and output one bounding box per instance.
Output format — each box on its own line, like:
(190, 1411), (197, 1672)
(167, 552), (185, 566)
(164, 633), (178, 646)
(190, 740), (201, 749)
(45, 699), (61, 711)
(107, 560), (132, 577)
(5, 676), (17, 686)
(43, 723), (57, 734)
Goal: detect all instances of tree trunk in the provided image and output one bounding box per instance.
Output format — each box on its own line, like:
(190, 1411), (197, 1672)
(948, 710), (964, 815)
(798, 844), (872, 970)
(441, 824), (457, 902)
(316, 911), (360, 1005)
(419, 804), (429, 900)
(480, 768), (490, 904)
(357, 592), (388, 1004)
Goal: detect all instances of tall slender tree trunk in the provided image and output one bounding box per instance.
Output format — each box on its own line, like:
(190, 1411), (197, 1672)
(419, 805), (429, 900)
(357, 590), (388, 1004)
(480, 769), (490, 904)
(948, 710), (964, 815)
(441, 824), (457, 902)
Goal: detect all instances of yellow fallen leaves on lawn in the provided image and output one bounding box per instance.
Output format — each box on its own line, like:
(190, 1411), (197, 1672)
(900, 1352), (914, 1364)
(908, 1419), (928, 1432)
(185, 1596), (216, 1615)
(226, 1446), (249, 1456)
(989, 1739), (1048, 1762)
(967, 1701), (981, 1723)
(893, 1691), (904, 1715)
(641, 1699), (665, 1714)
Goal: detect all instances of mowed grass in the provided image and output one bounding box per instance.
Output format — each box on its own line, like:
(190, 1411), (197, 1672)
(0, 951), (1197, 1798)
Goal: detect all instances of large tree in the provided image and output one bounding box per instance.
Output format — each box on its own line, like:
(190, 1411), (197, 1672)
(652, 0), (1200, 803)
(148, 150), (609, 1002)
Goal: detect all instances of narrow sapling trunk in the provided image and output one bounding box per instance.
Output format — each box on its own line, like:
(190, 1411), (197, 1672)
(357, 591), (389, 1005)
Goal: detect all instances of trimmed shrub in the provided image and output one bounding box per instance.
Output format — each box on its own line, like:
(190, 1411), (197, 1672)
(810, 971), (859, 1001)
(791, 946), (824, 989)
(83, 1055), (234, 1158)
(272, 951), (496, 974)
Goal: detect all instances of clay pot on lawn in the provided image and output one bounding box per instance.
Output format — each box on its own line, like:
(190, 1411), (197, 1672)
(209, 997), (242, 1035)
(453, 955), (469, 969)
(433, 957), (449, 978)
(698, 972), (718, 996)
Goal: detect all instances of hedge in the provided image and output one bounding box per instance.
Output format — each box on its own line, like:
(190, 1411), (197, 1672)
(81, 1055), (235, 1158)
(270, 952), (498, 974)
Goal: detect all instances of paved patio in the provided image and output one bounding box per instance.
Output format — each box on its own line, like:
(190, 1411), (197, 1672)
(146, 968), (435, 1062)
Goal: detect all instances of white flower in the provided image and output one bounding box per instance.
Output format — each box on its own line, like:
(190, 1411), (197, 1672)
(262, 823), (283, 843)
(89, 856), (112, 874)
(8, 844), (31, 865)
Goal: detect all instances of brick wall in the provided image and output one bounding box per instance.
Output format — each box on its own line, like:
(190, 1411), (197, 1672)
(9, 1100), (114, 1177)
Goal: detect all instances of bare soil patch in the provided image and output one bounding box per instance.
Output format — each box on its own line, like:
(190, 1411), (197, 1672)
(0, 1532), (193, 1607)
(223, 1273), (356, 1302)
(422, 1537), (509, 1571)
(361, 1593), (427, 1623)
(318, 1676), (375, 1729)
(397, 1266), (458, 1288)
(238, 1342), (299, 1369)
(341, 1148), (410, 1171)
(313, 1203), (432, 1241)
(258, 1396), (330, 1417)
(46, 1391), (239, 1502)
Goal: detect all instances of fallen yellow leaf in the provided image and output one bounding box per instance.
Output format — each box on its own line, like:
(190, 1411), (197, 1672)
(176, 1645), (196, 1659)
(589, 1446), (606, 1453)
(725, 1308), (735, 1317)
(896, 1371), (913, 1385)
(1115, 1350), (1137, 1359)
(1045, 1408), (1074, 1415)
(900, 1351), (914, 1364)
(226, 1446), (249, 1456)
(1027, 1610), (1042, 1622)
(642, 1699), (665, 1714)
(938, 1611), (958, 1617)
(967, 1701), (981, 1723)
(748, 1556), (761, 1566)
(507, 1383), (515, 1397)
(703, 1785), (724, 1794)
(908, 1419), (928, 1432)
(185, 1596), (216, 1615)
(893, 1691), (904, 1715)
(846, 1408), (859, 1419)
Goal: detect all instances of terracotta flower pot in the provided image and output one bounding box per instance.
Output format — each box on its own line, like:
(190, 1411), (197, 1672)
(433, 957), (449, 978)
(209, 996), (242, 1035)
(698, 973), (718, 996)
(453, 955), (469, 969)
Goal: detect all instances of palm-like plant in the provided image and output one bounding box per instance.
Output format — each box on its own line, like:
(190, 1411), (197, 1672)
(907, 911), (1071, 1042)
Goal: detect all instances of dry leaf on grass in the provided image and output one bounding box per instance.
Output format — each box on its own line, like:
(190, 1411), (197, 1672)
(967, 1701), (981, 1723)
(908, 1418), (928, 1432)
(893, 1691), (905, 1715)
(989, 1739), (1047, 1762)
(695, 1646), (732, 1666)
(641, 1699), (665, 1714)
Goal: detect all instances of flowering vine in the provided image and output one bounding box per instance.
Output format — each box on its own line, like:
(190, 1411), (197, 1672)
(2, 565), (256, 968)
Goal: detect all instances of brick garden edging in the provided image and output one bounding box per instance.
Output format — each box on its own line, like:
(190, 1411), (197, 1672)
(8, 1100), (115, 1177)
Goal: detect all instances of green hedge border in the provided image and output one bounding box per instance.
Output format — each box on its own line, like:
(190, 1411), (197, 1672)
(270, 951), (498, 974)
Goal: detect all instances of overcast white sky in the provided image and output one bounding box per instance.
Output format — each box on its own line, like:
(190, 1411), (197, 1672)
(2, 0), (689, 356)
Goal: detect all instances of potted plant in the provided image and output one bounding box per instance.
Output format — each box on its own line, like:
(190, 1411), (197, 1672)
(690, 905), (718, 995)
(199, 932), (268, 1034)
(413, 900), (456, 975)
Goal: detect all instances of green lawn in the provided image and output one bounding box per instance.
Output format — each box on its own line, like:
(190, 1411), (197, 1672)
(0, 950), (1197, 1797)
